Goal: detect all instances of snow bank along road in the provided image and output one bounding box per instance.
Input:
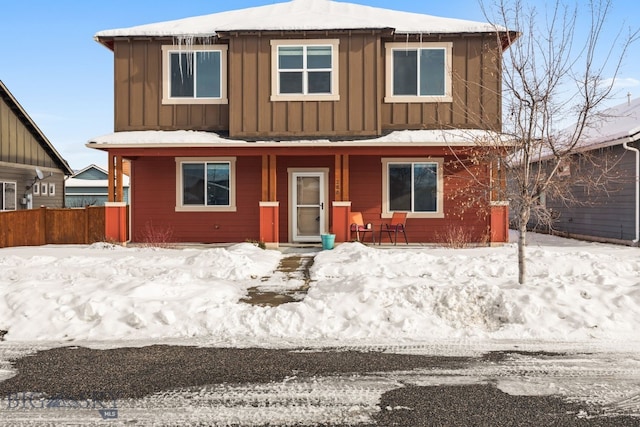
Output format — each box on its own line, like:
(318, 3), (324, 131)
(0, 341), (639, 426)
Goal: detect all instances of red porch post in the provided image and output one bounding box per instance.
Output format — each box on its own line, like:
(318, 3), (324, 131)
(259, 202), (279, 248)
(105, 153), (128, 244)
(489, 201), (510, 244)
(104, 202), (128, 243)
(260, 154), (279, 248)
(332, 201), (351, 242)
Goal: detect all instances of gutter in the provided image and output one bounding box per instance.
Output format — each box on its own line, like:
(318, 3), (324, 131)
(623, 140), (640, 244)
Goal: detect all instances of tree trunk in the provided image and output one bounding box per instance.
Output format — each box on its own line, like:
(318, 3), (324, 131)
(518, 220), (527, 284)
(518, 206), (530, 285)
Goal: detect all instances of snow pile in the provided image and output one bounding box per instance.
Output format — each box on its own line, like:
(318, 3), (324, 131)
(0, 235), (639, 345)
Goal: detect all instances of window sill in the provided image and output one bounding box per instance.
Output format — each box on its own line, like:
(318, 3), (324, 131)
(270, 94), (340, 102)
(381, 212), (444, 219)
(175, 206), (237, 212)
(384, 95), (452, 103)
(162, 98), (228, 105)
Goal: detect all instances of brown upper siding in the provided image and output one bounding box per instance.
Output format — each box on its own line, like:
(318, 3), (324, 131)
(113, 39), (229, 133)
(112, 32), (502, 136)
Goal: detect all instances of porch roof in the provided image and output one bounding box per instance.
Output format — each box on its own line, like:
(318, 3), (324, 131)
(87, 129), (514, 150)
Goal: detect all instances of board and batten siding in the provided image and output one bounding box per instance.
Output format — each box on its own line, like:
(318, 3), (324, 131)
(381, 35), (502, 132)
(112, 32), (502, 136)
(543, 144), (639, 242)
(0, 97), (60, 169)
(113, 39), (229, 133)
(228, 33), (380, 138)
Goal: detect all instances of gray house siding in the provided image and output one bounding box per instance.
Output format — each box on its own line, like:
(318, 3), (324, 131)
(541, 144), (639, 243)
(0, 163), (66, 210)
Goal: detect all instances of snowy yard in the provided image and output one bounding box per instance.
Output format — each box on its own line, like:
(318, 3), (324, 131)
(0, 232), (639, 347)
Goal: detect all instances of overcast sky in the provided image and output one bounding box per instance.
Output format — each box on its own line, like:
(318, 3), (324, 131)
(1, 0), (638, 170)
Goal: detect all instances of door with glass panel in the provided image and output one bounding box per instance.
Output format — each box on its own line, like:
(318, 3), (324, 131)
(292, 172), (325, 242)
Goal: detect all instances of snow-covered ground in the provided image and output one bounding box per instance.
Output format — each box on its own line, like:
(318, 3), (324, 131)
(0, 231), (639, 349)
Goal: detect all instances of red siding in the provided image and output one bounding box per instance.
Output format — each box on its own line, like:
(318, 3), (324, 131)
(131, 156), (261, 243)
(128, 151), (491, 244)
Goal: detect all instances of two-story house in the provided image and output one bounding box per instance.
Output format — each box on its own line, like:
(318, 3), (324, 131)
(89, 0), (515, 246)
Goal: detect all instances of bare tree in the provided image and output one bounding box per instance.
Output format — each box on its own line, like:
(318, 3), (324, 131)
(478, 0), (638, 284)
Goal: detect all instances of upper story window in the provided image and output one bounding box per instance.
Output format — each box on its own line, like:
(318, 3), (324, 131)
(162, 45), (228, 105)
(270, 39), (340, 102)
(385, 42), (453, 103)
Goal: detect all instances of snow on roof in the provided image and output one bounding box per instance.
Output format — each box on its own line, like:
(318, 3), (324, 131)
(95, 0), (503, 40)
(574, 97), (640, 148)
(87, 129), (513, 149)
(65, 177), (130, 188)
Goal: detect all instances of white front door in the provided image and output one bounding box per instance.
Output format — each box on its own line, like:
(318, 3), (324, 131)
(291, 171), (326, 242)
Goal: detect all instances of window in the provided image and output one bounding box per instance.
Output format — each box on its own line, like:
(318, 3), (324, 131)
(382, 158), (444, 218)
(385, 42), (452, 103)
(175, 157), (236, 212)
(162, 45), (228, 104)
(33, 182), (39, 196)
(41, 182), (48, 196)
(1, 181), (17, 211)
(49, 183), (56, 196)
(271, 39), (340, 101)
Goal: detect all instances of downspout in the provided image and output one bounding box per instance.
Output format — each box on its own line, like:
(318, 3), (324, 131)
(623, 140), (640, 244)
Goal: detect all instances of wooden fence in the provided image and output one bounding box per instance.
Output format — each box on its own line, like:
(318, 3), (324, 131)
(0, 206), (124, 248)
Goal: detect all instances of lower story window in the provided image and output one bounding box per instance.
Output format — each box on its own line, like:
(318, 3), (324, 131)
(382, 158), (444, 218)
(1, 181), (17, 211)
(175, 157), (236, 212)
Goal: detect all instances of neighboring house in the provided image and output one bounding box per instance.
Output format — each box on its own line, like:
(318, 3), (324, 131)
(531, 97), (640, 245)
(89, 0), (516, 246)
(0, 80), (73, 211)
(65, 164), (130, 207)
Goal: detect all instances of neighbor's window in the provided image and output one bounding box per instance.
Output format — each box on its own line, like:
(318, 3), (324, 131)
(382, 158), (444, 218)
(162, 45), (228, 104)
(271, 39), (340, 101)
(1, 181), (17, 211)
(175, 157), (236, 212)
(385, 42), (452, 103)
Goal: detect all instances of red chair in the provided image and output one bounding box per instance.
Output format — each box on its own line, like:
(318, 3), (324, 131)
(379, 212), (408, 245)
(350, 212), (375, 243)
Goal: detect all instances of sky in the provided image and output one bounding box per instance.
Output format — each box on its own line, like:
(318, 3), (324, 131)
(1, 0), (639, 171)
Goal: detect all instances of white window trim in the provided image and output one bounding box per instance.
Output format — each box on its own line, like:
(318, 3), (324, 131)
(49, 183), (56, 196)
(162, 45), (228, 105)
(175, 157), (236, 212)
(41, 182), (48, 195)
(384, 42), (453, 103)
(381, 157), (444, 219)
(1, 181), (17, 211)
(270, 39), (340, 102)
(33, 181), (39, 195)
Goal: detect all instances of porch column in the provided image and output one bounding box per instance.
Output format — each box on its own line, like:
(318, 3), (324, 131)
(259, 201), (280, 249)
(260, 154), (279, 248)
(333, 154), (350, 242)
(104, 202), (128, 244)
(489, 201), (510, 244)
(107, 153), (124, 203)
(105, 153), (128, 243)
(332, 201), (351, 243)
